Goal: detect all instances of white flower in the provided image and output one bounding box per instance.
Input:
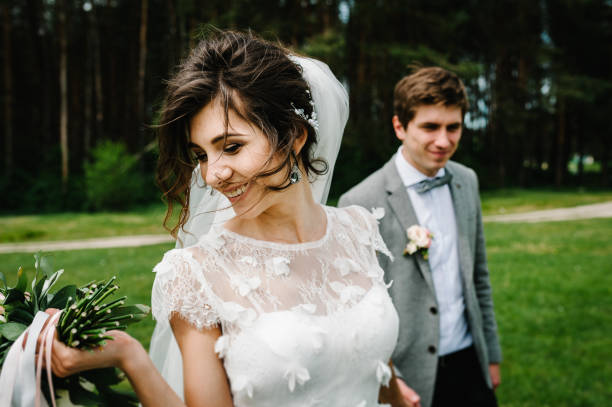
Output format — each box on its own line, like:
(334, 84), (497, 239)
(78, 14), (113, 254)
(265, 257), (291, 277)
(404, 225), (433, 259)
(291, 303), (317, 314)
(333, 257), (360, 276)
(367, 265), (385, 279)
(284, 365), (310, 392)
(231, 275), (261, 297)
(222, 302), (257, 326)
(371, 207), (385, 220)
(0, 292), (5, 302)
(330, 282), (366, 304)
(232, 376), (254, 398)
(0, 314), (5, 323)
(406, 225), (432, 248)
(214, 335), (230, 358)
(376, 360), (392, 387)
(239, 256), (257, 266)
(405, 241), (418, 255)
(309, 326), (327, 351)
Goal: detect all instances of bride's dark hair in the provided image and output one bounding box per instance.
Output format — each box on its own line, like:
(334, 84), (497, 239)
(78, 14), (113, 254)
(156, 29), (327, 237)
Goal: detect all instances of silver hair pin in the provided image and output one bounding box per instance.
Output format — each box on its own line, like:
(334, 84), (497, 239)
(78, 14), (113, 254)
(291, 99), (319, 131)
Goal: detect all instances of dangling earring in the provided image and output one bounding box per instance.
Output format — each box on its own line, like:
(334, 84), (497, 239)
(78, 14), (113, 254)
(289, 159), (302, 184)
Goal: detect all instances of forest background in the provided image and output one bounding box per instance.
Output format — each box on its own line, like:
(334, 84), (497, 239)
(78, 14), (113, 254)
(1, 0), (611, 214)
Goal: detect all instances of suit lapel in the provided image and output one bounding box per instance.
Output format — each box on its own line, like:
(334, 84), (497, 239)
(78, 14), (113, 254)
(447, 165), (472, 284)
(383, 158), (436, 293)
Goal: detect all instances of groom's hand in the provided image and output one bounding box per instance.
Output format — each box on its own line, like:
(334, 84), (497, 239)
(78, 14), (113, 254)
(489, 363), (501, 390)
(396, 378), (422, 407)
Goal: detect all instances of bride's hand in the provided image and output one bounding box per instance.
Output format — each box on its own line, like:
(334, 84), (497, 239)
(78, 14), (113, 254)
(49, 329), (139, 377)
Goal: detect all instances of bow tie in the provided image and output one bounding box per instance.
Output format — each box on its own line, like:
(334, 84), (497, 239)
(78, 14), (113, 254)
(413, 171), (453, 194)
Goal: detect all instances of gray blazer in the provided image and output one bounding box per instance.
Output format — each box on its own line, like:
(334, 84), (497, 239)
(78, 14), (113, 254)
(338, 156), (501, 407)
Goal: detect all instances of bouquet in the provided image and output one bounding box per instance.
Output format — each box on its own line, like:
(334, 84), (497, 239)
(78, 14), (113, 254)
(0, 253), (150, 406)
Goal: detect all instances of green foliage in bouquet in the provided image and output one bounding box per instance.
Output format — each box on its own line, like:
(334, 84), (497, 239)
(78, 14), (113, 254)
(0, 253), (150, 406)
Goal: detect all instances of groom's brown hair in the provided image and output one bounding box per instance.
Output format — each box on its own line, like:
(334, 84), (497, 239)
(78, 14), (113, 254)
(393, 66), (469, 128)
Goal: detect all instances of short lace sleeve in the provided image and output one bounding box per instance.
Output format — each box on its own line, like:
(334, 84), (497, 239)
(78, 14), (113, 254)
(343, 205), (394, 261)
(151, 248), (221, 330)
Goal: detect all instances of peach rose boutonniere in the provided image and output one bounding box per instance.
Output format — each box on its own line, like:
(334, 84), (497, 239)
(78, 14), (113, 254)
(403, 225), (433, 260)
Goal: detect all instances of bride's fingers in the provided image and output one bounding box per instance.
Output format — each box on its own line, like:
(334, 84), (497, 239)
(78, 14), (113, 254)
(50, 336), (89, 378)
(44, 308), (61, 317)
(35, 309), (61, 357)
(25, 309), (59, 350)
(33, 308), (60, 353)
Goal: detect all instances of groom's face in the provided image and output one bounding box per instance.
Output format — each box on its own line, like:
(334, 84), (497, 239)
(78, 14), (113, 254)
(393, 103), (462, 177)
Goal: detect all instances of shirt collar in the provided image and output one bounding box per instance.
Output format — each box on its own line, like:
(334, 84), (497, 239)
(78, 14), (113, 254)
(394, 146), (445, 188)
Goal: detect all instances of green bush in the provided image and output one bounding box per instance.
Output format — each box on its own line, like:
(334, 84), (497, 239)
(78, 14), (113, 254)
(84, 141), (147, 211)
(0, 146), (87, 214)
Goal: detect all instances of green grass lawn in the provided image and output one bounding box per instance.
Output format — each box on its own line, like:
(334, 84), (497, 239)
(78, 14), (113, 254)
(0, 204), (172, 243)
(1, 218), (611, 405)
(484, 219), (612, 406)
(1, 188), (611, 244)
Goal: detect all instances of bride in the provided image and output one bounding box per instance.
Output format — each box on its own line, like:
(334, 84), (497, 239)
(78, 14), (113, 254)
(50, 30), (401, 406)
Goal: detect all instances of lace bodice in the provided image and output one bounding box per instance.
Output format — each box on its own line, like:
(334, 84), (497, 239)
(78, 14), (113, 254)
(151, 205), (399, 406)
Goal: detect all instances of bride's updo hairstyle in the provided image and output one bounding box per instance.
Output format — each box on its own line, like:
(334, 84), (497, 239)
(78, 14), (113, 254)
(156, 30), (327, 236)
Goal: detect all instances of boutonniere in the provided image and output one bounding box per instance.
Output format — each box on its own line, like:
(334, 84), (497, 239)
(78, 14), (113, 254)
(403, 225), (433, 260)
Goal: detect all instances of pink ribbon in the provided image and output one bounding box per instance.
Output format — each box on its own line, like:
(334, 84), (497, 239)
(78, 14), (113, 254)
(36, 311), (63, 407)
(0, 310), (63, 407)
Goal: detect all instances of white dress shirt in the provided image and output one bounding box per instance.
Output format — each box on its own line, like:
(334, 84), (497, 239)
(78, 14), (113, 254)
(394, 148), (472, 356)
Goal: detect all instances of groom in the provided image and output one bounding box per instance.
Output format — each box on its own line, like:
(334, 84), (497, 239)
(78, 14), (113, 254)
(339, 67), (501, 407)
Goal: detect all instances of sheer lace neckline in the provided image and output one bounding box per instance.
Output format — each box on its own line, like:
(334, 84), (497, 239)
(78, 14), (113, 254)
(215, 205), (331, 251)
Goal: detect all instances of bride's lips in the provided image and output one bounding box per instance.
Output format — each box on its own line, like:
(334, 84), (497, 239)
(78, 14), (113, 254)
(223, 183), (250, 203)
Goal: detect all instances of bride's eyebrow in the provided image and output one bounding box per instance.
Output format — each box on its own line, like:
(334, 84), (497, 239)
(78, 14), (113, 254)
(210, 133), (248, 145)
(188, 133), (248, 150)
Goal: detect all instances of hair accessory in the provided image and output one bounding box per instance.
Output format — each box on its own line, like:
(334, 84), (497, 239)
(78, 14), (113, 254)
(291, 99), (319, 131)
(289, 161), (302, 184)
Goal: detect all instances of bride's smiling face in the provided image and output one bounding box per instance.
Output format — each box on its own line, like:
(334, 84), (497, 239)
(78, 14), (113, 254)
(189, 98), (288, 217)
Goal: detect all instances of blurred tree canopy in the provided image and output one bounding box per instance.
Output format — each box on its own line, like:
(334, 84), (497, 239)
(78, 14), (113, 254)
(1, 0), (610, 213)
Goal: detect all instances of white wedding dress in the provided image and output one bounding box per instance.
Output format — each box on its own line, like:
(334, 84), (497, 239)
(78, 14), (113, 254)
(151, 205), (399, 407)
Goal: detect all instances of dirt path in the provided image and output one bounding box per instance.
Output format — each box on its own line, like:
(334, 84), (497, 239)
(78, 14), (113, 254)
(0, 234), (174, 254)
(1, 202), (610, 254)
(482, 201), (612, 223)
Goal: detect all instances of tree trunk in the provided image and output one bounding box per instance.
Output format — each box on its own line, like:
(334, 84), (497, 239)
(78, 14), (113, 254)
(31, 0), (52, 146)
(167, 0), (178, 69)
(601, 140), (609, 187)
(576, 123), (584, 187)
(91, 3), (104, 144)
(57, 0), (69, 190)
(136, 0), (149, 152)
(554, 97), (566, 187)
(83, 4), (92, 158)
(2, 3), (13, 181)
(493, 56), (508, 187)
